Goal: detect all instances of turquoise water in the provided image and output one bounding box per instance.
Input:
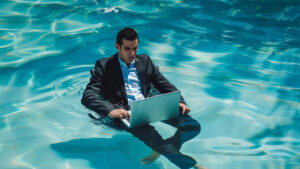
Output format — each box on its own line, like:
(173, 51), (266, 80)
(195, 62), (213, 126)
(0, 0), (300, 168)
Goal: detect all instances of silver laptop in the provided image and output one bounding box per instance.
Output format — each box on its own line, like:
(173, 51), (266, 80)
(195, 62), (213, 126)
(121, 91), (181, 128)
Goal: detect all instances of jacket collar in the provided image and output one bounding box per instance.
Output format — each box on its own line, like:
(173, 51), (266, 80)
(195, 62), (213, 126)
(113, 53), (147, 98)
(111, 53), (128, 104)
(134, 56), (147, 96)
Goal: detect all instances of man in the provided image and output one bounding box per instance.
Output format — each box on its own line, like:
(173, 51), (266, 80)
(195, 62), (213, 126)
(81, 27), (190, 120)
(81, 28), (207, 169)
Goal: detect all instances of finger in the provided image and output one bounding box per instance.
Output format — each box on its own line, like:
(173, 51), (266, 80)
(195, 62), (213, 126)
(187, 107), (191, 113)
(123, 110), (129, 118)
(182, 106), (186, 115)
(186, 107), (191, 113)
(184, 107), (190, 114)
(120, 112), (125, 119)
(124, 111), (129, 118)
(123, 112), (127, 119)
(184, 107), (190, 115)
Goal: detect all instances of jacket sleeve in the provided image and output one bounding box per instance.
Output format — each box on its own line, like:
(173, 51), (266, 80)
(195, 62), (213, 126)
(147, 56), (187, 105)
(81, 61), (115, 116)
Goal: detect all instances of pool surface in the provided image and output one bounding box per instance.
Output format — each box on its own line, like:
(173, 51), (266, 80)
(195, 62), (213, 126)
(0, 0), (299, 168)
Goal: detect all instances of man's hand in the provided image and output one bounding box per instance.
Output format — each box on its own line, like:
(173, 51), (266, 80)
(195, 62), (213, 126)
(109, 109), (130, 119)
(179, 103), (190, 115)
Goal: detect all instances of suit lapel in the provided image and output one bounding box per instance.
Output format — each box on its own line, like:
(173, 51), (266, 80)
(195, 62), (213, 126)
(112, 54), (128, 104)
(135, 56), (147, 97)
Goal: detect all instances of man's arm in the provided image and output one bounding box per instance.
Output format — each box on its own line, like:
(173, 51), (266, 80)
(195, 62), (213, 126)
(147, 56), (186, 104)
(147, 56), (190, 114)
(81, 61), (115, 117)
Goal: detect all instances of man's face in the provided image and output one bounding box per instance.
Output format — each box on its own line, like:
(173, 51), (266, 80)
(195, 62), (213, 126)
(115, 38), (138, 66)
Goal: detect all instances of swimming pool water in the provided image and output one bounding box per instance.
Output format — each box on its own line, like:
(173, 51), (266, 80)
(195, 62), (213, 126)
(0, 0), (299, 168)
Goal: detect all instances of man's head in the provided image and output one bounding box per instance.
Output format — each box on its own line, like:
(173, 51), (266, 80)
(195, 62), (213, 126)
(115, 28), (139, 66)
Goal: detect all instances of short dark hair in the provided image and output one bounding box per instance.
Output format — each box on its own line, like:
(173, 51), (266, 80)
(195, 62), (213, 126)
(116, 28), (139, 46)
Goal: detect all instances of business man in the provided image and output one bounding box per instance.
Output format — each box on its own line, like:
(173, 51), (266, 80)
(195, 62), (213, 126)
(81, 28), (207, 169)
(81, 28), (190, 120)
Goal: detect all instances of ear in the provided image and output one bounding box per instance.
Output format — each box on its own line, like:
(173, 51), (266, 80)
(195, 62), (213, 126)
(115, 43), (120, 51)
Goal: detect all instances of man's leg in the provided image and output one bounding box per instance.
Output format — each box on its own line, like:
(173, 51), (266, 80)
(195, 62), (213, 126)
(163, 115), (201, 150)
(126, 115), (201, 169)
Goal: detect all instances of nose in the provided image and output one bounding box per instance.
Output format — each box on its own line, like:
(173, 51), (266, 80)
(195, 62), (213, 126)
(130, 50), (135, 56)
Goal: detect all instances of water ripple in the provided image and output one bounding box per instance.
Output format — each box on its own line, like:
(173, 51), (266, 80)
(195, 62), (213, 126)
(185, 137), (266, 156)
(1, 0), (300, 168)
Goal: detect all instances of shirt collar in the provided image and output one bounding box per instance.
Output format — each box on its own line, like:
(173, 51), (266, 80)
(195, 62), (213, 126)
(118, 54), (135, 68)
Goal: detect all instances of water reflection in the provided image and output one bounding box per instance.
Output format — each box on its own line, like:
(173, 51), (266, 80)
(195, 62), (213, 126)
(52, 115), (201, 168)
(1, 0), (300, 168)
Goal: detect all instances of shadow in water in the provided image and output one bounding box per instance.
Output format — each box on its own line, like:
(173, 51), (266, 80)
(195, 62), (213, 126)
(51, 115), (201, 169)
(51, 135), (161, 169)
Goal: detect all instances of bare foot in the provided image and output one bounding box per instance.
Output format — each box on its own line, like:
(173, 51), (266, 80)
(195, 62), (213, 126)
(141, 150), (161, 164)
(193, 164), (208, 169)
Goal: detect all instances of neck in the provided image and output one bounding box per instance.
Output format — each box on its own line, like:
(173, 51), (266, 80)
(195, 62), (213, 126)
(118, 54), (132, 67)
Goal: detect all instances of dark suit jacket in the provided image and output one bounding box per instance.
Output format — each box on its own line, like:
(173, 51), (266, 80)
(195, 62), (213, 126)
(81, 53), (186, 117)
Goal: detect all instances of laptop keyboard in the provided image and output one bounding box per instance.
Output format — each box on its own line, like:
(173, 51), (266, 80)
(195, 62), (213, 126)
(125, 117), (130, 123)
